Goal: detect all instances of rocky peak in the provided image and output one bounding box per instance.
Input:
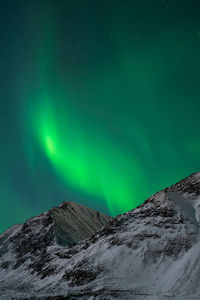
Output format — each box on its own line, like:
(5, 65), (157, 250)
(1, 173), (200, 299)
(51, 201), (112, 246)
(0, 201), (111, 284)
(168, 171), (200, 195)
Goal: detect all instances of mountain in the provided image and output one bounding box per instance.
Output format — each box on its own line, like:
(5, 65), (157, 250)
(0, 201), (111, 299)
(1, 173), (200, 299)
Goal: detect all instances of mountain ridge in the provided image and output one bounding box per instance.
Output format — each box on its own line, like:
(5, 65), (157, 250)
(1, 172), (200, 299)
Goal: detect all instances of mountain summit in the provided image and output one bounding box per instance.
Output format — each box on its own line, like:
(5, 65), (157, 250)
(0, 201), (111, 299)
(52, 201), (111, 246)
(1, 173), (200, 299)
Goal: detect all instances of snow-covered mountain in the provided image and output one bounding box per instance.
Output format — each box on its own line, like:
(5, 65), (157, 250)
(1, 173), (200, 299)
(0, 201), (111, 299)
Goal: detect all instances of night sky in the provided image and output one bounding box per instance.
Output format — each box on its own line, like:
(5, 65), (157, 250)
(1, 0), (200, 233)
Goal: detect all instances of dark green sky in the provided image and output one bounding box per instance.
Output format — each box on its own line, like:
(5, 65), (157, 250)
(1, 0), (200, 232)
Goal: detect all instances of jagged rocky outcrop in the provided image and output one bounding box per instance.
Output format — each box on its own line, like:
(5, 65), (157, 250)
(52, 201), (111, 246)
(1, 173), (200, 299)
(0, 202), (111, 299)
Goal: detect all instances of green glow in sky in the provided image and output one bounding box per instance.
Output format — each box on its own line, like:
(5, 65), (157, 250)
(1, 1), (200, 232)
(32, 94), (144, 215)
(45, 135), (56, 156)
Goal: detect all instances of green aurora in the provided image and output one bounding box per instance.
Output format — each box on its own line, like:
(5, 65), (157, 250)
(1, 0), (200, 232)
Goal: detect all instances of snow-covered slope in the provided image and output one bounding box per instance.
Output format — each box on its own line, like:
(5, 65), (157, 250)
(1, 173), (200, 299)
(0, 201), (111, 299)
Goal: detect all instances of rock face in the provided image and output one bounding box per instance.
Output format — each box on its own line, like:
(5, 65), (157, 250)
(52, 201), (111, 246)
(1, 173), (200, 299)
(0, 202), (111, 299)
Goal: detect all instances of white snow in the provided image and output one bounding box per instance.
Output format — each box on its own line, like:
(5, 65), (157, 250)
(1, 172), (200, 299)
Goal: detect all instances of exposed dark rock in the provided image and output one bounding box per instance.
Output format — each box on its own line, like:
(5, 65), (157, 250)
(63, 267), (101, 286)
(1, 172), (200, 299)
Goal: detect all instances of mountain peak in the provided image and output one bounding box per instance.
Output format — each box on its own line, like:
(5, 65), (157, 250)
(167, 171), (200, 195)
(51, 201), (111, 246)
(1, 173), (200, 299)
(58, 201), (76, 208)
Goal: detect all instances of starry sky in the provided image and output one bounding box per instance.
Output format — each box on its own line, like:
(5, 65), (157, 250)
(1, 0), (200, 233)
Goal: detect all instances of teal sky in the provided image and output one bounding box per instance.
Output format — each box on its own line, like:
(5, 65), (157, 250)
(1, 0), (200, 232)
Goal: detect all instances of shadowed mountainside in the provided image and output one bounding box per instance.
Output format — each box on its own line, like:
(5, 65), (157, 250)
(1, 173), (200, 299)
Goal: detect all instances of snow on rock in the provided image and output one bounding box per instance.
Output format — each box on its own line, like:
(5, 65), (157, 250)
(0, 202), (111, 299)
(1, 173), (200, 299)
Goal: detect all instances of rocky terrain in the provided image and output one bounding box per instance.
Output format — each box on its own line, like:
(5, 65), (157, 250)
(1, 172), (200, 299)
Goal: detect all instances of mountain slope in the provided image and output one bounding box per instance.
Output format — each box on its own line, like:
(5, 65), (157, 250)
(1, 173), (200, 299)
(0, 201), (111, 299)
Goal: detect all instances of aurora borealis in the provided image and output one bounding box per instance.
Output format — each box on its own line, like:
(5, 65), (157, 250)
(1, 1), (200, 232)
